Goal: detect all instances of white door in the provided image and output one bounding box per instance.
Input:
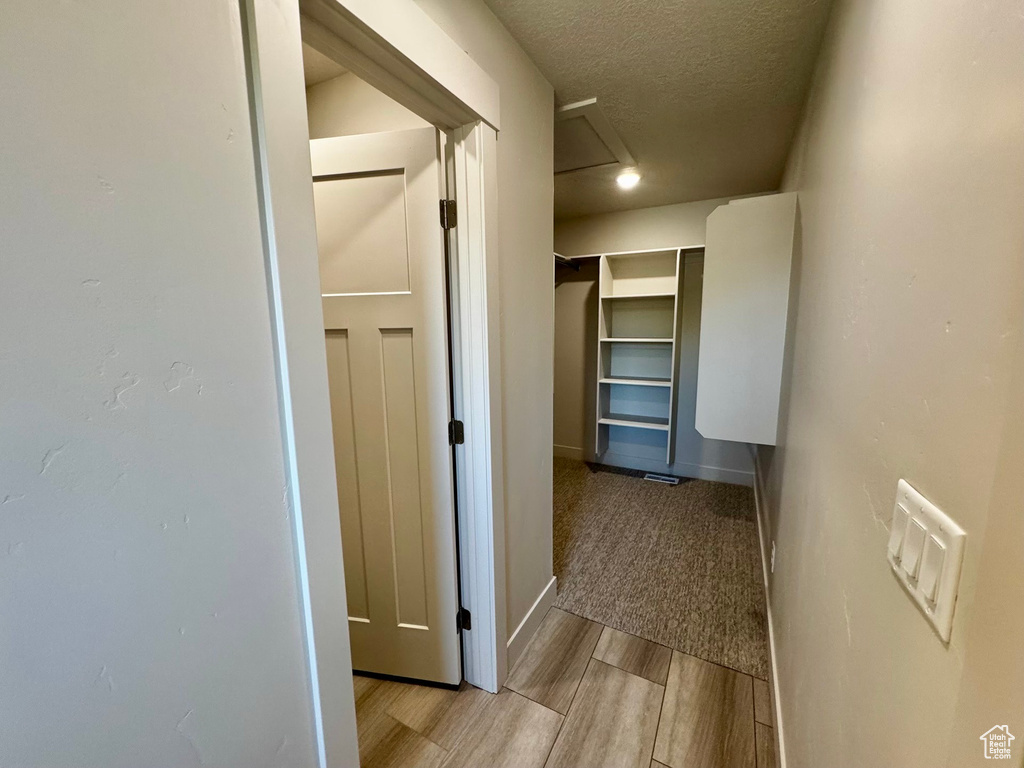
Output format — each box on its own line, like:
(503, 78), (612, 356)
(311, 127), (461, 685)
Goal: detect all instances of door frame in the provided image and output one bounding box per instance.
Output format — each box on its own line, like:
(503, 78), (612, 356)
(239, 0), (507, 765)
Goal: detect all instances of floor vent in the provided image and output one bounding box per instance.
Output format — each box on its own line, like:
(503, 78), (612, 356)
(643, 473), (680, 485)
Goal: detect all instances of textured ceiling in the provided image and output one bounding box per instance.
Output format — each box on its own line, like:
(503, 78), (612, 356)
(302, 43), (348, 87)
(484, 0), (834, 219)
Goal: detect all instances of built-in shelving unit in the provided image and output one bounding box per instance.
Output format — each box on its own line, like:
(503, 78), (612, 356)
(594, 248), (684, 465)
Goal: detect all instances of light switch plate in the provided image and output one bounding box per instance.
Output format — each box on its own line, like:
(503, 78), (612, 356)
(887, 479), (966, 642)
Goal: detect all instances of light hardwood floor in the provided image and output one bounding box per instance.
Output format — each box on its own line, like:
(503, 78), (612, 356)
(353, 607), (777, 767)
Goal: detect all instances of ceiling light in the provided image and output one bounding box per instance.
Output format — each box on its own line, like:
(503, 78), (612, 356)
(616, 170), (641, 190)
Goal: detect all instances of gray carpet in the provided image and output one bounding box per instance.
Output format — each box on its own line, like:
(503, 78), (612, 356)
(553, 457), (769, 680)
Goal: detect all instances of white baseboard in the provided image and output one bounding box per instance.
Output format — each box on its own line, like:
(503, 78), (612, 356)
(506, 576), (557, 671)
(752, 450), (786, 768)
(553, 444), (584, 460)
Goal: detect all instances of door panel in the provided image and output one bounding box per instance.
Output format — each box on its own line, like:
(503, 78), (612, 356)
(324, 330), (370, 622)
(311, 127), (460, 685)
(313, 172), (411, 295)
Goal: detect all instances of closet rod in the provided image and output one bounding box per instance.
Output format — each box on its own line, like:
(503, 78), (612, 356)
(554, 252), (580, 271)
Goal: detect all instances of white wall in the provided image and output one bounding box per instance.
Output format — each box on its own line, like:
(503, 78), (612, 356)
(0, 1), (319, 765)
(554, 198), (754, 484)
(760, 0), (1024, 766)
(307, 1), (556, 648)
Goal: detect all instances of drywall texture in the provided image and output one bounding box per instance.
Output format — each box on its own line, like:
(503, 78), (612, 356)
(306, 72), (429, 138)
(0, 1), (317, 766)
(308, 2), (557, 649)
(554, 199), (753, 484)
(759, 1), (1024, 766)
(414, 0), (556, 647)
(484, 0), (834, 217)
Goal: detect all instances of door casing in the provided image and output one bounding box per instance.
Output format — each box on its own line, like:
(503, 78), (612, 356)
(239, 1), (507, 765)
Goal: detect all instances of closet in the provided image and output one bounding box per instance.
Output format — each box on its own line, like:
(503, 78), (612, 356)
(556, 191), (798, 476)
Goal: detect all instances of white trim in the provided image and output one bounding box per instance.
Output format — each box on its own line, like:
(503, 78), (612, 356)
(299, 0), (499, 130)
(252, 0), (508, 762)
(242, 1), (359, 765)
(448, 123), (507, 693)
(506, 576), (558, 670)
(553, 444), (584, 460)
(753, 449), (787, 768)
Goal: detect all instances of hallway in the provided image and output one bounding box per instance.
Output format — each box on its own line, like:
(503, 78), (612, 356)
(354, 606), (775, 767)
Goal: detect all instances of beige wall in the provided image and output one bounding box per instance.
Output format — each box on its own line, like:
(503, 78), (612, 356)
(307, 0), (556, 645)
(2, 1), (324, 763)
(946, 325), (1024, 767)
(554, 199), (754, 484)
(306, 72), (429, 138)
(555, 196), (737, 256)
(414, 0), (555, 643)
(759, 0), (1024, 766)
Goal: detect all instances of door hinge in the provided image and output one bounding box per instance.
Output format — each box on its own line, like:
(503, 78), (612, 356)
(440, 199), (457, 230)
(448, 419), (465, 445)
(456, 606), (472, 633)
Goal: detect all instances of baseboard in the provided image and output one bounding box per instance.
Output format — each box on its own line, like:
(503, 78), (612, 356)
(599, 451), (755, 487)
(553, 444), (584, 460)
(506, 576), (557, 671)
(752, 450), (787, 768)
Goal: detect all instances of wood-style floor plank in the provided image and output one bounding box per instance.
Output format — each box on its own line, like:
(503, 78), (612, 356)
(652, 762), (671, 768)
(357, 704), (447, 768)
(653, 652), (755, 768)
(755, 724), (776, 768)
(545, 659), (663, 768)
(354, 674), (383, 706)
(505, 607), (603, 714)
(753, 678), (772, 726)
(592, 626), (672, 685)
(437, 688), (563, 768)
(375, 679), (463, 736)
(420, 684), (495, 752)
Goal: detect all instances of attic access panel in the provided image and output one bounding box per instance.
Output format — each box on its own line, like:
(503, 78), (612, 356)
(554, 98), (635, 175)
(555, 116), (617, 173)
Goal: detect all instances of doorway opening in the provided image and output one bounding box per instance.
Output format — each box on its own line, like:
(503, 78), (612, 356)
(550, 249), (768, 678)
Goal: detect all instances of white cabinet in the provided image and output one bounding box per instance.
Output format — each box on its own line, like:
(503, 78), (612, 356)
(695, 193), (797, 446)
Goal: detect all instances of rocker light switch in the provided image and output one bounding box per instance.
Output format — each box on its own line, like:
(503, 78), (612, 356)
(886, 479), (966, 642)
(919, 536), (946, 603)
(888, 504), (909, 561)
(901, 519), (926, 579)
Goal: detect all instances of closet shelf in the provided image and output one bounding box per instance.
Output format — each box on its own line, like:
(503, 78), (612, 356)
(598, 413), (671, 431)
(599, 337), (673, 343)
(599, 377), (671, 388)
(601, 291), (677, 300)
